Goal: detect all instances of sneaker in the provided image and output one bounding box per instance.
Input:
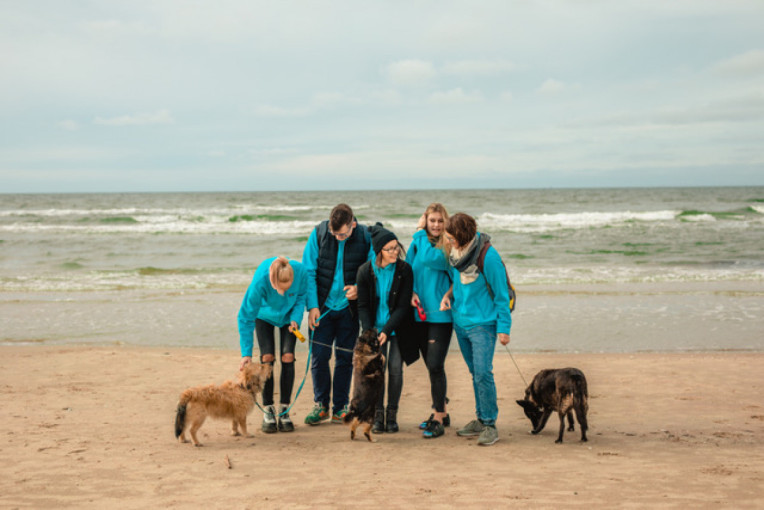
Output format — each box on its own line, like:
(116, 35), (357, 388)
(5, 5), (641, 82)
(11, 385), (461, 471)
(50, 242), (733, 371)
(456, 419), (485, 437)
(304, 403), (329, 425)
(477, 425), (499, 446)
(419, 413), (451, 430)
(262, 405), (277, 433)
(331, 405), (348, 424)
(277, 404), (294, 432)
(423, 420), (445, 439)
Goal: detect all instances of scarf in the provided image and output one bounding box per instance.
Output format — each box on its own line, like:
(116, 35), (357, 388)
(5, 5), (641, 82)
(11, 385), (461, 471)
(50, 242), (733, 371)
(448, 233), (491, 284)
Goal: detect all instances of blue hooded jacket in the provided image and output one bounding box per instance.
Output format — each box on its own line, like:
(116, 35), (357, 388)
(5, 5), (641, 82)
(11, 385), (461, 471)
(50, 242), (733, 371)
(237, 257), (308, 357)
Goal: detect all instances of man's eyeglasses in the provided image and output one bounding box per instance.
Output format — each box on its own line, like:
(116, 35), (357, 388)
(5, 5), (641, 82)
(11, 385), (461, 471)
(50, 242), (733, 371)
(330, 225), (354, 240)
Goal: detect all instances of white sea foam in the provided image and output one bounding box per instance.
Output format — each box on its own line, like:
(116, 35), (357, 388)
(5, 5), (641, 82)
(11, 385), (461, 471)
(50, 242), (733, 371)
(475, 210), (680, 233)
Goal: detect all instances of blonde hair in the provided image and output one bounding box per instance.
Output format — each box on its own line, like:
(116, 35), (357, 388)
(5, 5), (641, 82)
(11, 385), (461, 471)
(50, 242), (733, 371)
(424, 203), (450, 249)
(269, 256), (294, 290)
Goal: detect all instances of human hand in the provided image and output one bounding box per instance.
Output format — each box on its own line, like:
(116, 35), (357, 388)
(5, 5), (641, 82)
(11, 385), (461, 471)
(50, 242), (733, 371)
(411, 293), (420, 308)
(498, 333), (510, 346)
(378, 332), (387, 345)
(239, 356), (252, 370)
(416, 214), (426, 230)
(308, 308), (320, 330)
(439, 294), (451, 311)
(289, 321), (299, 332)
(344, 285), (358, 301)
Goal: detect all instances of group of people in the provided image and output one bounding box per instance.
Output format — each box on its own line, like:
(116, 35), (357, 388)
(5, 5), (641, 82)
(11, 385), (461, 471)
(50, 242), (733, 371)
(237, 203), (513, 446)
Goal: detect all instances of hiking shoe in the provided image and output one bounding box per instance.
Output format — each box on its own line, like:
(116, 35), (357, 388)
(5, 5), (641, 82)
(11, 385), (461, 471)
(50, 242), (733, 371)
(262, 405), (277, 433)
(477, 425), (499, 446)
(277, 404), (294, 432)
(331, 405), (348, 424)
(457, 419), (485, 437)
(304, 403), (329, 425)
(419, 413), (451, 430)
(423, 420), (445, 439)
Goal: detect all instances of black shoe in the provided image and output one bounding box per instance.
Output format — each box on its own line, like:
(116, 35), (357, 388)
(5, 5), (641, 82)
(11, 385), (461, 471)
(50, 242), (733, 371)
(277, 404), (294, 432)
(423, 419), (445, 438)
(385, 408), (399, 433)
(372, 409), (385, 434)
(419, 413), (450, 429)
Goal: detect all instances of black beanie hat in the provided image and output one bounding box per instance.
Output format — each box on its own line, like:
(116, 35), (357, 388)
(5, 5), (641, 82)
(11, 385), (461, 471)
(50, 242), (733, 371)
(370, 222), (398, 255)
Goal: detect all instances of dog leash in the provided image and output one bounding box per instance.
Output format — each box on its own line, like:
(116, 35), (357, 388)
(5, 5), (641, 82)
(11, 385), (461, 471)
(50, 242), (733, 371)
(503, 344), (528, 387)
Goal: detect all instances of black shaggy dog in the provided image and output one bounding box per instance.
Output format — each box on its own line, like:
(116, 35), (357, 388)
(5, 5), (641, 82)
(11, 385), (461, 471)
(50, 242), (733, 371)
(516, 367), (589, 444)
(344, 329), (386, 442)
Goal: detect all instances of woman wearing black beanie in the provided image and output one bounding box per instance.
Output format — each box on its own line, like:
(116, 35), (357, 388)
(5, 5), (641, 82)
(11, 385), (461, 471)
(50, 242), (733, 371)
(356, 223), (418, 433)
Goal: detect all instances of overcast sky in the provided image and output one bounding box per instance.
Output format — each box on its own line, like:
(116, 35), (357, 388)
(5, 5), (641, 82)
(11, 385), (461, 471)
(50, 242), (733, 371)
(1, 0), (763, 193)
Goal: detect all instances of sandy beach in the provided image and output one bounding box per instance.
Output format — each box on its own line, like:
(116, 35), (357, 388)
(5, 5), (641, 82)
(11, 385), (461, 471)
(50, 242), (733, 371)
(1, 346), (762, 508)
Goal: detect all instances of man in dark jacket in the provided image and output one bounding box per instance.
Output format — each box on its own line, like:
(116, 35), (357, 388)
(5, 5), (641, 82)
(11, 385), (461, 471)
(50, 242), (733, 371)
(301, 204), (373, 425)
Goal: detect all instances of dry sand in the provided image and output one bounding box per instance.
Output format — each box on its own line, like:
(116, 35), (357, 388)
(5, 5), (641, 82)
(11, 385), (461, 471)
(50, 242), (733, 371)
(1, 346), (762, 508)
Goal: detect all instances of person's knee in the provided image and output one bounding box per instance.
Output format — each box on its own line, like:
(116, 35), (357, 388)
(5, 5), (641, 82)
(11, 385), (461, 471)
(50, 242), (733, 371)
(281, 353), (294, 363)
(261, 354), (275, 363)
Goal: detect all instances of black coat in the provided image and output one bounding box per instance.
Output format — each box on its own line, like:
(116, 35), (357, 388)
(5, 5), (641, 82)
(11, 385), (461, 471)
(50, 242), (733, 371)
(356, 259), (420, 366)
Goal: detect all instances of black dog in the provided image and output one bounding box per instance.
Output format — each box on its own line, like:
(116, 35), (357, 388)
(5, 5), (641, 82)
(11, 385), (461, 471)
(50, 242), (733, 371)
(516, 368), (589, 443)
(344, 329), (386, 442)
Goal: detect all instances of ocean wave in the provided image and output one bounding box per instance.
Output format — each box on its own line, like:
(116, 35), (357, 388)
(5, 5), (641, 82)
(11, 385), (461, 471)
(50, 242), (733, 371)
(475, 210), (680, 232)
(0, 219), (318, 235)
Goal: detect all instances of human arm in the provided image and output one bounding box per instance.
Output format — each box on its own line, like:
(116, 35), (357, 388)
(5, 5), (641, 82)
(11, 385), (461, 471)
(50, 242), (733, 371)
(237, 275), (267, 357)
(301, 228), (320, 311)
(380, 263), (414, 339)
(439, 285), (453, 311)
(483, 248), (512, 335)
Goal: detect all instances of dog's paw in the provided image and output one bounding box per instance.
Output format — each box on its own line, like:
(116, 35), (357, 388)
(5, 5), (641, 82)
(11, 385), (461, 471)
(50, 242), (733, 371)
(194, 443), (204, 447)
(350, 431), (356, 440)
(530, 430), (540, 435)
(555, 439), (563, 444)
(231, 431), (241, 437)
(580, 437), (588, 442)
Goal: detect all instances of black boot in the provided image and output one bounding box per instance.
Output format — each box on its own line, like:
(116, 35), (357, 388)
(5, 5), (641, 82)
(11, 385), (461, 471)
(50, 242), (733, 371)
(385, 407), (399, 433)
(372, 409), (385, 434)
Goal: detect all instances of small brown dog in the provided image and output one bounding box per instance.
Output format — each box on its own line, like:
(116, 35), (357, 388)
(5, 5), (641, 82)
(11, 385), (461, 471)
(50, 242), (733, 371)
(344, 329), (385, 442)
(516, 367), (589, 444)
(174, 362), (272, 446)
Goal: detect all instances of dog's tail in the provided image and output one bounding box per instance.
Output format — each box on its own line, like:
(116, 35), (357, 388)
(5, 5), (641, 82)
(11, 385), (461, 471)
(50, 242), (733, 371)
(174, 390), (192, 438)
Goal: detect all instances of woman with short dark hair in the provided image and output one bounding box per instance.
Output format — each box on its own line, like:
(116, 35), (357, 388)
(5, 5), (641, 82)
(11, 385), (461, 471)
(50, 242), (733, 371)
(440, 213), (512, 446)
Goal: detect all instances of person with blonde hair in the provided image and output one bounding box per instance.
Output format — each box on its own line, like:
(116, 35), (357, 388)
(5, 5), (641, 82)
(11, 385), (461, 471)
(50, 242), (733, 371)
(406, 203), (454, 439)
(238, 256), (308, 433)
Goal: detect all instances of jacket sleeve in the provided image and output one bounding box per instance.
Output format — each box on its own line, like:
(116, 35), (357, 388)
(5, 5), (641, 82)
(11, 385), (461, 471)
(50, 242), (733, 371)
(237, 276), (267, 357)
(483, 248), (512, 335)
(301, 228), (320, 310)
(381, 262), (414, 338)
(288, 264), (308, 326)
(356, 262), (375, 332)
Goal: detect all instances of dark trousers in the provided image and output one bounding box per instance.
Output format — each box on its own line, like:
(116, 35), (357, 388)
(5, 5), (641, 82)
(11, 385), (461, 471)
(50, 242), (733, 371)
(309, 307), (359, 414)
(255, 319), (296, 406)
(421, 322), (453, 413)
(376, 335), (403, 411)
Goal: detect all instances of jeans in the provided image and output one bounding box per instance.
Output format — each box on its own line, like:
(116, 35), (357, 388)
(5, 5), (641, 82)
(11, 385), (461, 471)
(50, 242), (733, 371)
(376, 335), (403, 411)
(310, 307), (359, 414)
(454, 323), (498, 426)
(255, 319), (296, 406)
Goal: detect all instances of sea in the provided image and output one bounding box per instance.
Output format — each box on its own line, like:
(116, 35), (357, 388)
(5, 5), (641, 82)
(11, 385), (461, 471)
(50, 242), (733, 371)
(1, 187), (763, 352)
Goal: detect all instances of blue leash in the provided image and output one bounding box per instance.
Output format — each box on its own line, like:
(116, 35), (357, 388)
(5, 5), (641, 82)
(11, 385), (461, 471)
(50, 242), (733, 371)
(256, 309), (332, 417)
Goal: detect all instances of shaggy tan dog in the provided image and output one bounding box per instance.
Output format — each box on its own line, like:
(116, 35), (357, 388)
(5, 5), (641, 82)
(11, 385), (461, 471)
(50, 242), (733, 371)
(174, 363), (272, 446)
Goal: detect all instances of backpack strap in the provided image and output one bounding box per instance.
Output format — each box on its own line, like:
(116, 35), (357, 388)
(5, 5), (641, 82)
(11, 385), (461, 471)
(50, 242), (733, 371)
(477, 240), (516, 312)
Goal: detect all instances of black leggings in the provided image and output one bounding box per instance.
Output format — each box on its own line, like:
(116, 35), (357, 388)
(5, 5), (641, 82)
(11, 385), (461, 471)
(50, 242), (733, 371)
(376, 335), (403, 411)
(255, 319), (296, 406)
(421, 322), (453, 413)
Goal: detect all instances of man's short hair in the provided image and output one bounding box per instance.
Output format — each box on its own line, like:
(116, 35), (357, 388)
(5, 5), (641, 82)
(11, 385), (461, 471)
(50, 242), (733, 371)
(330, 204), (354, 232)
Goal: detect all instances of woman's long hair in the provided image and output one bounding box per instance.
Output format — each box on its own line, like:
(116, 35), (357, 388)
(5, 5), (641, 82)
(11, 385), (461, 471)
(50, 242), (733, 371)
(424, 202), (449, 249)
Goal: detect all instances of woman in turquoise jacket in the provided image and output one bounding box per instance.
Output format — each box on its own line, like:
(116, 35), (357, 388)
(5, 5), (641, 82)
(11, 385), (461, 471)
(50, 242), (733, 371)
(440, 213), (511, 447)
(238, 256), (307, 433)
(406, 203), (453, 439)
